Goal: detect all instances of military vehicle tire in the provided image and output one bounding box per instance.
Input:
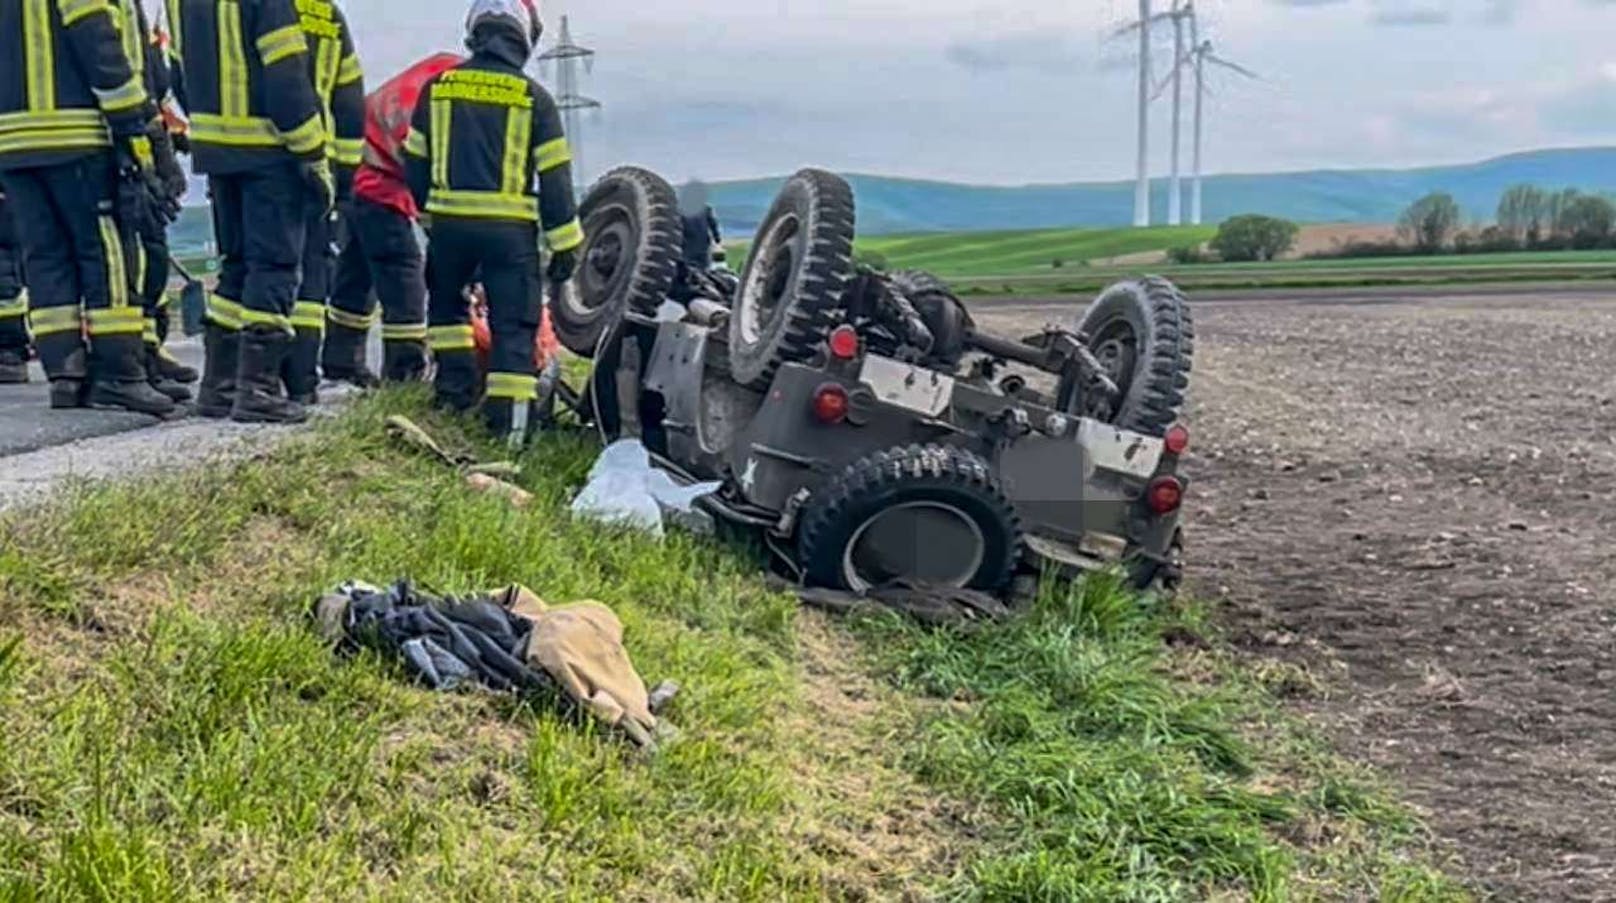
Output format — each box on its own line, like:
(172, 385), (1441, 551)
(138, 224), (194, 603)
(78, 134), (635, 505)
(553, 166), (681, 358)
(1060, 276), (1193, 437)
(728, 168), (856, 387)
(798, 445), (1022, 593)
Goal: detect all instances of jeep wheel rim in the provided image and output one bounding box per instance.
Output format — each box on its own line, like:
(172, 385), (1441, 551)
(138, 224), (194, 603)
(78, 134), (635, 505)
(842, 502), (986, 592)
(1084, 318), (1139, 420)
(738, 213), (801, 346)
(575, 202), (635, 318)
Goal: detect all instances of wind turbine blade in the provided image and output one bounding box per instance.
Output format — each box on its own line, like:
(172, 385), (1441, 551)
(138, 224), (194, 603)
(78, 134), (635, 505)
(1151, 56), (1191, 98)
(1109, 10), (1175, 39)
(1207, 55), (1260, 80)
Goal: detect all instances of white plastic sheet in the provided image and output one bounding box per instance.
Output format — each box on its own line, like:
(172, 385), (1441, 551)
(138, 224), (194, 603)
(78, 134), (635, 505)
(571, 440), (721, 538)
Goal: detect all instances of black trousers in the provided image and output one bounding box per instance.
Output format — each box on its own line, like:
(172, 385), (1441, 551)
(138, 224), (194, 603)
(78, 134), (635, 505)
(208, 163), (307, 334)
(426, 217), (540, 409)
(0, 153), (141, 380)
(329, 197), (426, 343)
(136, 232), (169, 346)
(0, 193), (26, 354)
(293, 205), (334, 333)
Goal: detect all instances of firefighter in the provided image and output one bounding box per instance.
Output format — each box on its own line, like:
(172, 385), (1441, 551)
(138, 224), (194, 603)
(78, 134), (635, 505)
(0, 191), (25, 384)
(325, 52), (462, 388)
(116, 0), (191, 403)
(281, 0), (364, 404)
(406, 0), (582, 447)
(165, 0), (333, 423)
(0, 0), (176, 415)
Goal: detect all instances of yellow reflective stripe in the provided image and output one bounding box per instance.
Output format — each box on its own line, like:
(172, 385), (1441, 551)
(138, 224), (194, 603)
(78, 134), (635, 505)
(326, 306), (375, 330)
(380, 322), (427, 341)
(0, 109), (106, 133)
(85, 306), (143, 336)
(239, 308), (292, 332)
(96, 216), (129, 309)
(534, 137), (571, 173)
(501, 107), (531, 196)
(427, 324), (475, 351)
(206, 294), (244, 329)
(336, 53), (362, 87)
(291, 301), (325, 331)
(282, 113), (327, 155)
(0, 292), (26, 317)
(485, 372), (537, 402)
(329, 137), (363, 166)
(0, 131), (110, 154)
(29, 305), (83, 337)
(219, 2), (248, 120)
(189, 113), (278, 147)
(135, 242), (147, 289)
(57, 0), (108, 27)
(25, 0), (56, 111)
(165, 0), (183, 62)
(403, 128), (427, 158)
(93, 73), (149, 113)
(426, 189), (537, 222)
(142, 318), (161, 345)
(314, 34), (338, 98)
(118, 0), (144, 81)
(545, 218), (584, 252)
(429, 98), (450, 187)
(255, 23), (307, 66)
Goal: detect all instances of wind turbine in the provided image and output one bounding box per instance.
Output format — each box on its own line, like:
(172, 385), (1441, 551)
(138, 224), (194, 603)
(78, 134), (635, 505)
(1165, 1), (1193, 226)
(1115, 1), (1186, 228)
(1157, 27), (1258, 225)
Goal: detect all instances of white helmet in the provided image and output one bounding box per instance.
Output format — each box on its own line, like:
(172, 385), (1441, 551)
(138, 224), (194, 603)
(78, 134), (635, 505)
(465, 0), (543, 53)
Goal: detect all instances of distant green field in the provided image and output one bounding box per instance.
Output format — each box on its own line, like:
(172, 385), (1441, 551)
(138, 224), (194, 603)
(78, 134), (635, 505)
(857, 225), (1216, 278)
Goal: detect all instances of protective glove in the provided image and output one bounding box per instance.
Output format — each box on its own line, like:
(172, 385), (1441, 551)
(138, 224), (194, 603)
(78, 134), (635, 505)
(170, 130), (191, 155)
(147, 123), (187, 202)
(113, 133), (162, 238)
(300, 159), (335, 215)
(546, 247), (578, 283)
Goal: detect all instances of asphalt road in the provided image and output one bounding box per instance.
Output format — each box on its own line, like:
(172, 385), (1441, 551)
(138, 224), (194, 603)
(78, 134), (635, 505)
(0, 337), (206, 457)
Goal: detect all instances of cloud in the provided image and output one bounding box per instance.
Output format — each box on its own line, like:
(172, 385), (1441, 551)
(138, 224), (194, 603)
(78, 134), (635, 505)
(1371, 2), (1452, 26)
(943, 31), (1087, 74)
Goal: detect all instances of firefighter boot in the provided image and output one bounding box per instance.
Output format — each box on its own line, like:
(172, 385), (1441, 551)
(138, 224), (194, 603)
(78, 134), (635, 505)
(145, 344), (193, 403)
(48, 346), (89, 409)
(320, 322), (378, 388)
(382, 339), (429, 383)
(482, 397), (533, 452)
(196, 324), (240, 419)
(87, 336), (179, 417)
(0, 348), (27, 384)
(432, 349), (479, 413)
(232, 326), (308, 424)
(154, 345), (199, 384)
(283, 326), (322, 405)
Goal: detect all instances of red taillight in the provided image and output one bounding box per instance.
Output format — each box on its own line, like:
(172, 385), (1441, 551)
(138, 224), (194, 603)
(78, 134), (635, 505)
(811, 383), (850, 423)
(828, 325), (861, 360)
(1146, 476), (1184, 515)
(1164, 424), (1190, 456)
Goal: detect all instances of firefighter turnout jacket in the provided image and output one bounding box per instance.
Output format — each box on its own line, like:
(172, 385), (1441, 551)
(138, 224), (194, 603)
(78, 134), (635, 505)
(292, 0), (362, 176)
(402, 54), (582, 252)
(163, 0), (326, 174)
(0, 0), (153, 171)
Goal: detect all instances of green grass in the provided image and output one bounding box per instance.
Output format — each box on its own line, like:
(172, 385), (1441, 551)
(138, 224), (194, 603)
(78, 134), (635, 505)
(857, 225), (1217, 279)
(0, 391), (1467, 900)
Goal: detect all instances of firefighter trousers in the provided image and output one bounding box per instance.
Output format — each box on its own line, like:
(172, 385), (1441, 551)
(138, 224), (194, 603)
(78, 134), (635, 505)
(0, 153), (143, 382)
(425, 217), (540, 432)
(283, 204), (335, 398)
(207, 163), (308, 336)
(135, 232), (170, 347)
(329, 197), (427, 348)
(0, 194), (26, 355)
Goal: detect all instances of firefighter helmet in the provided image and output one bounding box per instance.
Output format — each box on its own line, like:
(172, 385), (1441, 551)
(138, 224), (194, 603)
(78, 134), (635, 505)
(465, 0), (543, 53)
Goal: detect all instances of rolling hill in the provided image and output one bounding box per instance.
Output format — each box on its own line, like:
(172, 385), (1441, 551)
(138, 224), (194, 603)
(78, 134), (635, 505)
(702, 147), (1616, 237)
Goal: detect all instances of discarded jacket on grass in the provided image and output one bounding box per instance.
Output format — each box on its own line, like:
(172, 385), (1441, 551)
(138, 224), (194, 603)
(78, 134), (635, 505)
(314, 581), (675, 747)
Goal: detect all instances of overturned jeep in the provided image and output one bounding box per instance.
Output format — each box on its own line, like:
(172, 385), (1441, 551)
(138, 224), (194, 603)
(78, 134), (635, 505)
(555, 166), (1194, 594)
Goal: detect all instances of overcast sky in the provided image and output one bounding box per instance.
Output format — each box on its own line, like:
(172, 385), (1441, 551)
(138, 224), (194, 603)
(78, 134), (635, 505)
(189, 0), (1616, 185)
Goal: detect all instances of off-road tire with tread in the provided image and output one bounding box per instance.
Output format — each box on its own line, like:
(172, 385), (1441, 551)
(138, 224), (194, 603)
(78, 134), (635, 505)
(1066, 276), (1194, 437)
(887, 269), (974, 365)
(798, 445), (1023, 592)
(887, 269), (952, 297)
(728, 169), (856, 387)
(553, 166), (682, 357)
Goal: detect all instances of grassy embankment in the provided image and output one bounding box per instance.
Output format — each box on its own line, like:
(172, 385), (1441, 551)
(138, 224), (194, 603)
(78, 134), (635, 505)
(851, 227), (1616, 296)
(0, 391), (1467, 900)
